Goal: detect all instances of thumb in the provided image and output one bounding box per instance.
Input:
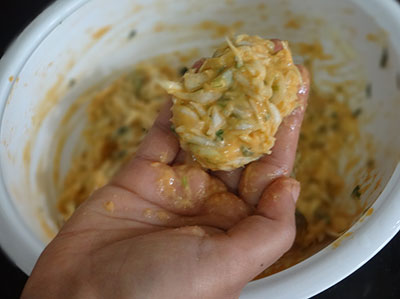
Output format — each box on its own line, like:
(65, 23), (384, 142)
(213, 177), (300, 284)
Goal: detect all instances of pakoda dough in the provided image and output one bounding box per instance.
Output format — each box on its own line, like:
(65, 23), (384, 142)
(161, 34), (302, 170)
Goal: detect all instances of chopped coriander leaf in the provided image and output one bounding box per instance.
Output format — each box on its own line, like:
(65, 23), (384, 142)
(314, 209), (330, 221)
(351, 185), (361, 199)
(116, 150), (127, 159)
(211, 70), (233, 89)
(232, 110), (242, 119)
(170, 124), (176, 133)
(217, 102), (227, 108)
(352, 108), (362, 118)
(128, 29), (137, 40)
(217, 97), (230, 108)
(380, 47), (389, 68)
(365, 83), (372, 98)
(241, 146), (254, 157)
(68, 79), (76, 88)
(366, 159), (375, 169)
(217, 67), (225, 74)
(211, 77), (225, 88)
(216, 129), (224, 141)
(182, 176), (188, 188)
(130, 70), (146, 96)
(116, 126), (129, 135)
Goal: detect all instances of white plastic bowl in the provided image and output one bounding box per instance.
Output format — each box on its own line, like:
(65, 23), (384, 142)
(1, 0), (400, 298)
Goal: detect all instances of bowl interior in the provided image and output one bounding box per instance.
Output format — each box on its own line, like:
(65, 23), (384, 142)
(1, 0), (400, 296)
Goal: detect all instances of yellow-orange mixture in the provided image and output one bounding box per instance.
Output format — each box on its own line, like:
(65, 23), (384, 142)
(57, 62), (176, 219)
(161, 35), (302, 170)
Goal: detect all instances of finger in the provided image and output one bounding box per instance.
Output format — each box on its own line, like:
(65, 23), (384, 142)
(195, 191), (252, 229)
(292, 65), (310, 107)
(270, 39), (284, 53)
(270, 65), (309, 169)
(113, 157), (249, 226)
(211, 177), (300, 283)
(112, 161), (215, 215)
(239, 66), (310, 205)
(134, 99), (180, 164)
(256, 177), (300, 222)
(88, 184), (251, 231)
(173, 149), (187, 164)
(173, 149), (198, 166)
(60, 190), (166, 240)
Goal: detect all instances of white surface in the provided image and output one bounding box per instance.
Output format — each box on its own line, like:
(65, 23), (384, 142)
(0, 0), (90, 275)
(0, 0), (400, 298)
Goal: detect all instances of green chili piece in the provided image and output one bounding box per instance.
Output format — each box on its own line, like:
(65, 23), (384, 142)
(351, 185), (361, 199)
(216, 129), (224, 141)
(241, 146), (254, 157)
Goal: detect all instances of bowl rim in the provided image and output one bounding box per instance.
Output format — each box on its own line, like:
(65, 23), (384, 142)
(0, 0), (400, 298)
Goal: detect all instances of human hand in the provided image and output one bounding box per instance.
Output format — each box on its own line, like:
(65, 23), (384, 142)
(22, 65), (309, 299)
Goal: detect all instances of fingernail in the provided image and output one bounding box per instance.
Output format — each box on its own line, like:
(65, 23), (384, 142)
(282, 179), (300, 203)
(290, 180), (300, 203)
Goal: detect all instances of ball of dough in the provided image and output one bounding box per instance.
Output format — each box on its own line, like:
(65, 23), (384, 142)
(161, 34), (302, 171)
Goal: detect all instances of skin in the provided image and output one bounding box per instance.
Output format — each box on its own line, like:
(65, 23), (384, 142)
(22, 65), (309, 299)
